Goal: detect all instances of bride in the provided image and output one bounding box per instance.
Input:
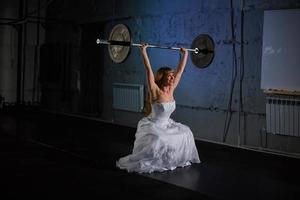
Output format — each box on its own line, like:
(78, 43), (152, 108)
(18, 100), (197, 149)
(116, 43), (200, 173)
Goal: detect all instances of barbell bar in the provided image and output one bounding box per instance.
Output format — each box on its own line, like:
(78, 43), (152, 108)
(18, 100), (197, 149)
(95, 33), (215, 68)
(96, 38), (215, 55)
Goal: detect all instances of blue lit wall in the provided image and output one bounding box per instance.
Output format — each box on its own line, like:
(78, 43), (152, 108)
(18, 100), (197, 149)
(44, 0), (300, 154)
(98, 0), (248, 144)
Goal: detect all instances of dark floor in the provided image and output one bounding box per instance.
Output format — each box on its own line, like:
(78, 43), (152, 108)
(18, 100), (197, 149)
(1, 106), (300, 200)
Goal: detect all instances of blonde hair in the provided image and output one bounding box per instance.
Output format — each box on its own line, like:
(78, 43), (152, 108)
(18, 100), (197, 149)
(143, 67), (174, 116)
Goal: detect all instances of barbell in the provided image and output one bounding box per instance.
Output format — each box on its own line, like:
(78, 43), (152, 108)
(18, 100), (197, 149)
(96, 39), (201, 54)
(95, 24), (215, 68)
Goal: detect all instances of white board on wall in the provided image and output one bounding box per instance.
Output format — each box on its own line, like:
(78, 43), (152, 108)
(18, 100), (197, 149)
(261, 9), (300, 92)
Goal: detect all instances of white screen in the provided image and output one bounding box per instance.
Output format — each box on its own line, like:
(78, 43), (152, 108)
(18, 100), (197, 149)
(261, 9), (300, 92)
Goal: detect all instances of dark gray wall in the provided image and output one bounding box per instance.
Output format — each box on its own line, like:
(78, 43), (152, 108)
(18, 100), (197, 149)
(0, 0), (46, 103)
(1, 0), (300, 155)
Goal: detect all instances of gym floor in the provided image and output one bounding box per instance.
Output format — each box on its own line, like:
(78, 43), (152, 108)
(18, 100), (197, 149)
(1, 107), (300, 200)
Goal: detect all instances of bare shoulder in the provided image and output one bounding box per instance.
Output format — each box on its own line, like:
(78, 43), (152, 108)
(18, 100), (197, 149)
(149, 86), (160, 101)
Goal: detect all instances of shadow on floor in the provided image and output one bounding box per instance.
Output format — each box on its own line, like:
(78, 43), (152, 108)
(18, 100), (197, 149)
(1, 107), (300, 200)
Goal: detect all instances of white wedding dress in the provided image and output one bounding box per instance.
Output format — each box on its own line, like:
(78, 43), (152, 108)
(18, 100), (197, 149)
(116, 101), (200, 173)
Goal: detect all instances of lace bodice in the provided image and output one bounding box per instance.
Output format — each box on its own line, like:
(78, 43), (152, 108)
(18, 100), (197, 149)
(149, 101), (176, 123)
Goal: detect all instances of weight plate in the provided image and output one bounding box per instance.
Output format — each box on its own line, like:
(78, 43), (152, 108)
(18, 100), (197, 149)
(191, 34), (215, 68)
(108, 24), (131, 63)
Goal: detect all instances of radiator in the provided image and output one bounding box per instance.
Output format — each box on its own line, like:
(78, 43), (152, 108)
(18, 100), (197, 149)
(266, 96), (300, 136)
(112, 83), (144, 112)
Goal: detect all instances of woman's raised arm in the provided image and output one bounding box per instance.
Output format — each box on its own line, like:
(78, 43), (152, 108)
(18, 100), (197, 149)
(173, 48), (188, 88)
(140, 44), (157, 91)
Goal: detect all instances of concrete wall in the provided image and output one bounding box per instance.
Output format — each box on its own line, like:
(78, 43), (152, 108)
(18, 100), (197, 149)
(1, 0), (300, 155)
(75, 0), (299, 154)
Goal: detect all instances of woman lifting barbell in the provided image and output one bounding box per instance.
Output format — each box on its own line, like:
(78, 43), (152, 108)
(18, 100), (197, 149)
(115, 43), (201, 173)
